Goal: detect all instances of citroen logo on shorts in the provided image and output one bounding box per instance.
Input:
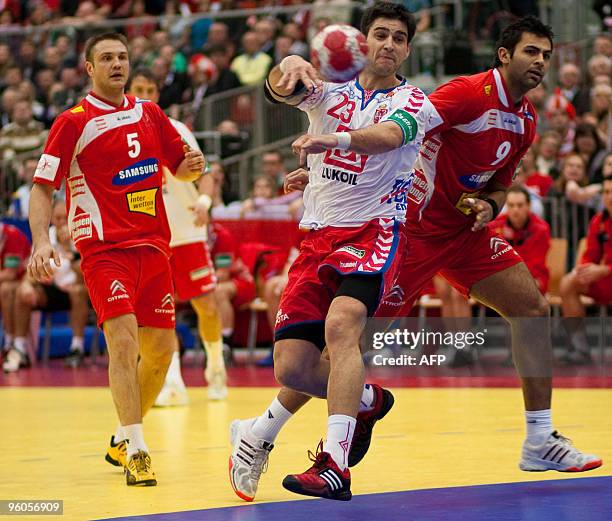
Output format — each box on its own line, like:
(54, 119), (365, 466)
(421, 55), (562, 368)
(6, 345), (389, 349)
(155, 293), (175, 315)
(110, 280), (127, 295)
(161, 293), (174, 308)
(490, 237), (512, 260)
(108, 280), (129, 302)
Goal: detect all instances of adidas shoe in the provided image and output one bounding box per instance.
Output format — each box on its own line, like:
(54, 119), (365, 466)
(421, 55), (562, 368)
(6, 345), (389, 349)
(282, 441), (352, 501)
(349, 384), (394, 467)
(519, 431), (603, 472)
(125, 450), (157, 486)
(205, 366), (227, 400)
(229, 418), (273, 502)
(105, 435), (127, 468)
(154, 381), (189, 407)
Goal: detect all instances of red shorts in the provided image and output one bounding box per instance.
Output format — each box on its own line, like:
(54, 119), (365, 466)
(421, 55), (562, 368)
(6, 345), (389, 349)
(231, 275), (257, 308)
(586, 274), (612, 305)
(170, 242), (216, 302)
(81, 246), (175, 328)
(275, 218), (405, 339)
(377, 226), (522, 317)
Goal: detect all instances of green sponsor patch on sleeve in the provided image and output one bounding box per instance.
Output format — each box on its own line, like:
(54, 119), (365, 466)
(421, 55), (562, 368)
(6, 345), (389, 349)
(387, 109), (418, 144)
(3, 255), (20, 269)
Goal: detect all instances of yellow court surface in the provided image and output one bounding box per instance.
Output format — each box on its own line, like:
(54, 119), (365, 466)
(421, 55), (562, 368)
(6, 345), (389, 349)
(1, 386), (610, 520)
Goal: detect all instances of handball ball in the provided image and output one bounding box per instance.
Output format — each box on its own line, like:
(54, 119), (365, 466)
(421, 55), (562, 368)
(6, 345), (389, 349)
(310, 24), (368, 83)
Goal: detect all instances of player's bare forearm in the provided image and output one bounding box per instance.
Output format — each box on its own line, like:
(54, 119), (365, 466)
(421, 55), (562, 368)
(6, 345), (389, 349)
(347, 122), (404, 154)
(198, 172), (214, 197)
(29, 183), (54, 247)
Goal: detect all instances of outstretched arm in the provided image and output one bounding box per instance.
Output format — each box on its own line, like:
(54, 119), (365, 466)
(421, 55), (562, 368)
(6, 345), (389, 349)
(292, 121), (404, 165)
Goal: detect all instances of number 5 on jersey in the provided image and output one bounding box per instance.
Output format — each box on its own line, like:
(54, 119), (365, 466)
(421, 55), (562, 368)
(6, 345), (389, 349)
(127, 132), (141, 158)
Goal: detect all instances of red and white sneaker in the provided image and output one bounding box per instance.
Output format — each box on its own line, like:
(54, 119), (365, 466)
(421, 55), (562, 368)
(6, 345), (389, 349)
(349, 384), (394, 467)
(282, 441), (352, 501)
(519, 431), (603, 472)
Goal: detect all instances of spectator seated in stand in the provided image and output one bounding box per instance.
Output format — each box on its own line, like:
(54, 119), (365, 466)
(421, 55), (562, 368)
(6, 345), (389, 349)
(535, 130), (562, 177)
(238, 174), (303, 220)
(4, 199), (89, 372)
(8, 156), (38, 220)
(552, 152), (602, 209)
(0, 99), (47, 161)
(573, 122), (607, 182)
(0, 222), (31, 372)
(489, 186), (551, 295)
(209, 220), (257, 352)
(559, 175), (612, 365)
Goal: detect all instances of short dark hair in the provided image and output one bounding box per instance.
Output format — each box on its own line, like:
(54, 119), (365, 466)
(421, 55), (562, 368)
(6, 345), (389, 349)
(507, 185), (531, 203)
(126, 67), (156, 90)
(494, 16), (554, 68)
(84, 32), (129, 63)
(361, 1), (417, 44)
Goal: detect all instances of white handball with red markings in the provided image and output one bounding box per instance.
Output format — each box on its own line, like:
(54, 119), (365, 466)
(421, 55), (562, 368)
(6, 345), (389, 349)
(310, 24), (369, 83)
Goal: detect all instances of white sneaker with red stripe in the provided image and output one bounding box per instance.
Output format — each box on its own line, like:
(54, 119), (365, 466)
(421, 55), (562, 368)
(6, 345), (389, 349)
(228, 418), (273, 502)
(519, 431), (602, 472)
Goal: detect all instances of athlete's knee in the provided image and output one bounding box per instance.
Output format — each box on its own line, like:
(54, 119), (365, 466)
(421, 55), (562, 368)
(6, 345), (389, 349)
(529, 292), (550, 318)
(273, 344), (312, 390)
(325, 303), (365, 349)
(107, 336), (139, 367)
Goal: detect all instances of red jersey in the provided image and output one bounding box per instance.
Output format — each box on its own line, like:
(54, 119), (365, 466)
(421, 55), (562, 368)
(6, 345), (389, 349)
(488, 213), (550, 292)
(406, 69), (537, 238)
(580, 212), (612, 270)
(0, 223), (31, 275)
(33, 92), (185, 258)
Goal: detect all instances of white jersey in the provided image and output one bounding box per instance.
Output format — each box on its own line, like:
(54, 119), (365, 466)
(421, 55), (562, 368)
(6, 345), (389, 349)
(163, 118), (207, 248)
(297, 78), (436, 229)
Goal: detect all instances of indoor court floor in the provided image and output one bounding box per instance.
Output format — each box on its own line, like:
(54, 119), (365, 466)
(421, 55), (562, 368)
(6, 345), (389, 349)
(1, 365), (611, 521)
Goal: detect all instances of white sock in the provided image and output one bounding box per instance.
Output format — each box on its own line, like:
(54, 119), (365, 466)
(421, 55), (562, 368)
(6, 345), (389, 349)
(204, 339), (224, 369)
(114, 425), (125, 443)
(323, 414), (356, 471)
(124, 423), (148, 457)
(525, 409), (553, 445)
(165, 351), (184, 385)
(251, 397), (293, 443)
(3, 334), (13, 350)
(14, 337), (27, 355)
(70, 336), (84, 352)
(358, 384), (376, 412)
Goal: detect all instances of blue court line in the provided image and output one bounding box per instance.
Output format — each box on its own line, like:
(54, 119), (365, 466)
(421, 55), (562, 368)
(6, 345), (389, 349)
(95, 476), (612, 521)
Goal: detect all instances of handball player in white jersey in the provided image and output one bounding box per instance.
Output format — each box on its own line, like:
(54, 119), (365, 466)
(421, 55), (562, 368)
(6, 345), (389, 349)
(229, 1), (437, 501)
(128, 69), (228, 403)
